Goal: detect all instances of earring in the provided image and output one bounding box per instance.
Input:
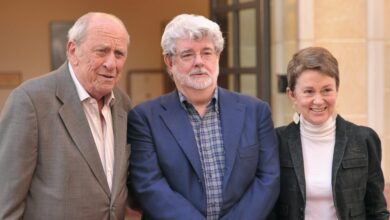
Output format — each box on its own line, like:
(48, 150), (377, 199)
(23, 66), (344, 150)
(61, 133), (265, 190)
(292, 103), (300, 124)
(293, 112), (300, 124)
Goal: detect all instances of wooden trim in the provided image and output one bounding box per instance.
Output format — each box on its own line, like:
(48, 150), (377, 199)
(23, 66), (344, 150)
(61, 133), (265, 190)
(0, 71), (22, 88)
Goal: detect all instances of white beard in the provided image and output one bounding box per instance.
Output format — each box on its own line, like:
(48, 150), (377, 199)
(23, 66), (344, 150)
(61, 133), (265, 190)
(171, 66), (218, 90)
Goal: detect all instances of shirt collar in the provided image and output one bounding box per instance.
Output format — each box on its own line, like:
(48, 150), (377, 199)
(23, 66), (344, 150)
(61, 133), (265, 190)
(68, 62), (115, 106)
(178, 88), (219, 112)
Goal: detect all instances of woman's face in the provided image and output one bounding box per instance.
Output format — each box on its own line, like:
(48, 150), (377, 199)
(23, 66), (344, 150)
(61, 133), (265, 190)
(288, 70), (338, 125)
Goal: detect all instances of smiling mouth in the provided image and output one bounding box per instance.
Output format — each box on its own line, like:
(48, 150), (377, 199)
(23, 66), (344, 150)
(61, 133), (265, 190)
(311, 107), (327, 112)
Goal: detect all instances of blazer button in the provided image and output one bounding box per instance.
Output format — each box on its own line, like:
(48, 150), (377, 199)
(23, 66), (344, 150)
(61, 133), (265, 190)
(299, 207), (304, 219)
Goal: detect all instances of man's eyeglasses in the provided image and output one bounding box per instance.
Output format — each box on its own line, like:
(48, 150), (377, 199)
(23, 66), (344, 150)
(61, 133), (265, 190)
(174, 49), (217, 63)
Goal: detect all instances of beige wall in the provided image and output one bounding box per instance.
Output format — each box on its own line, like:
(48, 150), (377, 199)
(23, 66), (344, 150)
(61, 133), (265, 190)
(384, 0), (390, 182)
(270, 0), (297, 126)
(0, 0), (209, 109)
(271, 0), (390, 181)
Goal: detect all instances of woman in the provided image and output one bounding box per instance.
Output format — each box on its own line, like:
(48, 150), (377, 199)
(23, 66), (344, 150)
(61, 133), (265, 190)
(273, 47), (389, 219)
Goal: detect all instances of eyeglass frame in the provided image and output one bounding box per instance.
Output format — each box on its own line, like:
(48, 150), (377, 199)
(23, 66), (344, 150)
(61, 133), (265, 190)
(170, 48), (219, 64)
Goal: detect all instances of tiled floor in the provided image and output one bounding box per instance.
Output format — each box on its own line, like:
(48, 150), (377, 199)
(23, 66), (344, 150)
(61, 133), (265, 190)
(126, 183), (390, 219)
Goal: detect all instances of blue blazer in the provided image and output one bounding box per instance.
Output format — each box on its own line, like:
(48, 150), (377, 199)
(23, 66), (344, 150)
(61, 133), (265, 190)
(127, 87), (280, 220)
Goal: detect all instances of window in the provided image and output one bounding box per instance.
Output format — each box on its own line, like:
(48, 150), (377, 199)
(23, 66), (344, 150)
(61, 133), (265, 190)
(210, 0), (271, 103)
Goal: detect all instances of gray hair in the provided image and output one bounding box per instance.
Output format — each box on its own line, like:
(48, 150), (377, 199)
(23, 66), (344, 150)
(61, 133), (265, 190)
(68, 12), (130, 46)
(161, 14), (224, 56)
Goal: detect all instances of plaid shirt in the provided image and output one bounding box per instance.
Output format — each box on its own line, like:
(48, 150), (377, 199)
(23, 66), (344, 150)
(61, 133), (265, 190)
(179, 91), (225, 220)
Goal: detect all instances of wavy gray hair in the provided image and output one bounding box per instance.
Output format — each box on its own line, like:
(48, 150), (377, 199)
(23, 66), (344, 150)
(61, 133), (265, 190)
(161, 14), (224, 56)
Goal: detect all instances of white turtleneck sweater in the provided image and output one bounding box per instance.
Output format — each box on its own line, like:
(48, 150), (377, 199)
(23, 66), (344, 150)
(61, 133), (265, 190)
(300, 114), (338, 220)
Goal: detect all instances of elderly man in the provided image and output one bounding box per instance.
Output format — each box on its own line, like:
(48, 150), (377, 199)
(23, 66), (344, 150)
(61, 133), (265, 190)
(0, 12), (131, 219)
(128, 14), (280, 220)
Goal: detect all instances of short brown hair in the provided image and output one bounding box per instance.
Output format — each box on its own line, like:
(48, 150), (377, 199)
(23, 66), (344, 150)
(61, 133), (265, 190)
(286, 47), (339, 92)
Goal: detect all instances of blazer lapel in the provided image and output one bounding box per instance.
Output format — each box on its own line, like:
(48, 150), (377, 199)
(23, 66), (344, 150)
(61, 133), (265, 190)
(287, 123), (306, 200)
(331, 116), (348, 190)
(218, 88), (245, 185)
(56, 64), (110, 196)
(110, 89), (128, 202)
(159, 91), (204, 180)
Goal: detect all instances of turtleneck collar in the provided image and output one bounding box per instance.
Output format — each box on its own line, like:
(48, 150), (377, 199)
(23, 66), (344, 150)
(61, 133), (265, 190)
(300, 114), (337, 139)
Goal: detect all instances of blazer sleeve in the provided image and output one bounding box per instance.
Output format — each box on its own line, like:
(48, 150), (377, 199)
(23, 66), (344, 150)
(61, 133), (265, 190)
(364, 127), (389, 219)
(220, 102), (280, 220)
(0, 88), (38, 219)
(127, 107), (206, 220)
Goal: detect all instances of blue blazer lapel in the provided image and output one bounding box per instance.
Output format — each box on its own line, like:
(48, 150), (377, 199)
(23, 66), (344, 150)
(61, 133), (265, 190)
(287, 123), (306, 200)
(159, 91), (204, 180)
(218, 88), (245, 183)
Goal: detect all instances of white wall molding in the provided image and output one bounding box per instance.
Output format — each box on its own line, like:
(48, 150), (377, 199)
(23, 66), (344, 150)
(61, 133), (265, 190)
(367, 0), (384, 135)
(297, 0), (314, 49)
(367, 0), (386, 174)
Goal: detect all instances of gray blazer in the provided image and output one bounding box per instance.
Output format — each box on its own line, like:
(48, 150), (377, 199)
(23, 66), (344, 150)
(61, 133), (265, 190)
(0, 63), (131, 219)
(272, 115), (389, 220)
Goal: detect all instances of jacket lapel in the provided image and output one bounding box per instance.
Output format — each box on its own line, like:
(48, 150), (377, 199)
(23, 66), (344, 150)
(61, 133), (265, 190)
(331, 116), (348, 190)
(56, 64), (110, 197)
(159, 91), (204, 180)
(287, 123), (306, 200)
(158, 89), (246, 186)
(110, 89), (128, 202)
(218, 88), (245, 185)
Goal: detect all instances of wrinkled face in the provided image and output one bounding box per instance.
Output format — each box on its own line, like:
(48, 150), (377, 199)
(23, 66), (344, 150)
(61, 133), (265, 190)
(165, 38), (219, 92)
(288, 70), (338, 125)
(68, 18), (128, 100)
